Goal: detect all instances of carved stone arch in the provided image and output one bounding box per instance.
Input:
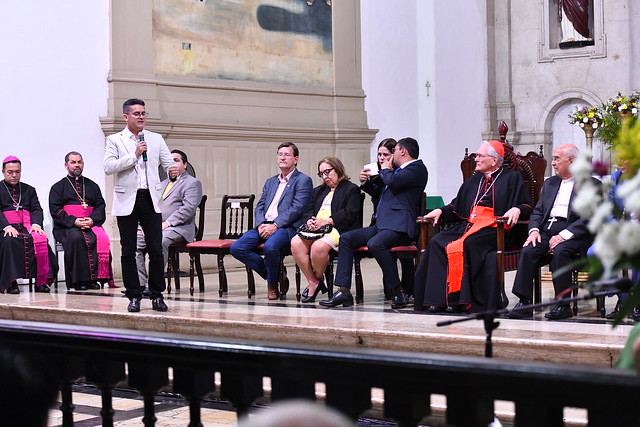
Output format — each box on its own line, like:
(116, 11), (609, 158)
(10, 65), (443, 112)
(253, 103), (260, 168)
(534, 89), (604, 167)
(535, 88), (603, 133)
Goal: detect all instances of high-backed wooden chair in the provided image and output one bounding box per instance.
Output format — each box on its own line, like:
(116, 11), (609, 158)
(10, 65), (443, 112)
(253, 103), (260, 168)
(187, 194), (255, 296)
(352, 192), (426, 304)
(418, 140), (547, 310)
(462, 144), (547, 307)
(166, 195), (208, 294)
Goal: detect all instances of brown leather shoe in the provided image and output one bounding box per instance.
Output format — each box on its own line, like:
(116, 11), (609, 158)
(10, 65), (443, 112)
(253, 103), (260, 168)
(267, 284), (280, 300)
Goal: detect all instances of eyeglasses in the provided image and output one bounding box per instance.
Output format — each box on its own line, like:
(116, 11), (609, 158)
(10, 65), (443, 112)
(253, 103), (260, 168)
(277, 153), (293, 158)
(127, 111), (147, 118)
(317, 168), (334, 178)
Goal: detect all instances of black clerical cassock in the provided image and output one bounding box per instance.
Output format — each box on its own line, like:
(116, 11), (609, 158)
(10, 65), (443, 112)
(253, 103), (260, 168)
(414, 167), (533, 312)
(49, 175), (114, 289)
(0, 181), (57, 291)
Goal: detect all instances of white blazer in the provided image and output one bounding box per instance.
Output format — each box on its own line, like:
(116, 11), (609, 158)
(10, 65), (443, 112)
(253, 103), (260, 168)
(103, 127), (173, 216)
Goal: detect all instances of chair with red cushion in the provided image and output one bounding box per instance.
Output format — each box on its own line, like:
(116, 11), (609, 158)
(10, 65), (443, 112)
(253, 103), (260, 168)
(352, 192), (426, 304)
(186, 194), (255, 296)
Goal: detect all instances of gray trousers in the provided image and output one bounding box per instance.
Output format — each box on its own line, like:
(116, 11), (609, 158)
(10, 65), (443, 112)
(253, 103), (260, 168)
(136, 228), (185, 288)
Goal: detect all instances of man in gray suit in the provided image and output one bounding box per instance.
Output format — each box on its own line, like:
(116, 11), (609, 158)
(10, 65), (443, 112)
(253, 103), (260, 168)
(104, 98), (176, 313)
(230, 142), (313, 300)
(136, 149), (202, 289)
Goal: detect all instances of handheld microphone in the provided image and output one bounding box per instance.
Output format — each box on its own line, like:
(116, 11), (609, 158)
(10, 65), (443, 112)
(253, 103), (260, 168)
(591, 277), (632, 293)
(139, 131), (147, 162)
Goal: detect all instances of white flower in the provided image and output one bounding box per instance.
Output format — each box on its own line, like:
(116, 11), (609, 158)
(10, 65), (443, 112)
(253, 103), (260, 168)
(616, 173), (640, 213)
(624, 189), (640, 217)
(588, 201), (613, 234)
(583, 117), (589, 123)
(572, 182), (602, 218)
(579, 122), (585, 128)
(633, 107), (638, 114)
(593, 122), (599, 129)
(618, 221), (640, 256)
(594, 222), (623, 275)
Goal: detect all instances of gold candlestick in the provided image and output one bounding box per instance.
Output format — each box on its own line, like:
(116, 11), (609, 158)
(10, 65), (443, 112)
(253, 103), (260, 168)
(581, 123), (594, 151)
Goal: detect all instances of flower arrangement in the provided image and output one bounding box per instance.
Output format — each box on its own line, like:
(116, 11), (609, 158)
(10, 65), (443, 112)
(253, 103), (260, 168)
(568, 105), (606, 129)
(605, 92), (640, 115)
(593, 92), (639, 146)
(571, 118), (640, 323)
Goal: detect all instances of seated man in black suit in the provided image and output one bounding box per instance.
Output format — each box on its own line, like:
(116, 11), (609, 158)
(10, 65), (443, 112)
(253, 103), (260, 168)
(510, 144), (595, 320)
(319, 137), (428, 309)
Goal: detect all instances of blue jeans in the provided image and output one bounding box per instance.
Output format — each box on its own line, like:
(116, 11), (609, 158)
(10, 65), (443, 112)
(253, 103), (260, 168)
(230, 227), (290, 286)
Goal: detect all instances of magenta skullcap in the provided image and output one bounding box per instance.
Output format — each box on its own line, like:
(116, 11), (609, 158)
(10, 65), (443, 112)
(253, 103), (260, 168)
(2, 155), (20, 165)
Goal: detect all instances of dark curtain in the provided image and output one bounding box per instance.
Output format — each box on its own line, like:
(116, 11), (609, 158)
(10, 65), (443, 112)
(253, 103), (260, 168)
(560, 0), (590, 38)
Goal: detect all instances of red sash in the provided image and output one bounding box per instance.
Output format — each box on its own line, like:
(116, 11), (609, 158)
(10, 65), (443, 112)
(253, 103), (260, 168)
(63, 205), (112, 281)
(3, 209), (50, 286)
(445, 206), (498, 295)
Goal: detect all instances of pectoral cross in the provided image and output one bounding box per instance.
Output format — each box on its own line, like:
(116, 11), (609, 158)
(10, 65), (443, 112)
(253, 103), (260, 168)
(81, 201), (88, 209)
(14, 204), (21, 211)
(547, 217), (558, 230)
(470, 208), (476, 222)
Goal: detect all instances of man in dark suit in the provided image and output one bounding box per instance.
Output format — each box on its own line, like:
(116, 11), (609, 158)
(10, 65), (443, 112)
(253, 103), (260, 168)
(230, 142), (313, 300)
(320, 137), (428, 309)
(510, 144), (594, 320)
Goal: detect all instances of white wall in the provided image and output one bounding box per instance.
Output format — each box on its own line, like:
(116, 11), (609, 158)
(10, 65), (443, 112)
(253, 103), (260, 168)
(360, 1), (487, 202)
(0, 1), (110, 237)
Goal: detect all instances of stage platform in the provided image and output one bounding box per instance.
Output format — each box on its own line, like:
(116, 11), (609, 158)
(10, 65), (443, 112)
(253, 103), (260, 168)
(0, 259), (633, 368)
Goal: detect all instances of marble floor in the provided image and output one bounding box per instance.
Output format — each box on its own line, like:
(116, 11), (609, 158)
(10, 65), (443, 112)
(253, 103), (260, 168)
(0, 259), (634, 367)
(1, 259), (632, 426)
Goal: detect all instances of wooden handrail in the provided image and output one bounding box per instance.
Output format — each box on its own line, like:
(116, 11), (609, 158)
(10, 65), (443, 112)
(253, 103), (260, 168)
(2, 319), (639, 426)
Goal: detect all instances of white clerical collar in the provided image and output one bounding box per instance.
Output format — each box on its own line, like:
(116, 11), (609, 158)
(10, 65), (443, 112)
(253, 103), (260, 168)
(484, 167), (500, 178)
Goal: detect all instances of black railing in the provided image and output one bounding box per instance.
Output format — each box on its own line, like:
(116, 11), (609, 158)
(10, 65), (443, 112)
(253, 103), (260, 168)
(1, 319), (639, 426)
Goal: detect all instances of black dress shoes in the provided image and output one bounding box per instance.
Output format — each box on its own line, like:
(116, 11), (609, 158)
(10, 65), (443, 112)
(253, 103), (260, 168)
(302, 281), (327, 303)
(6, 283), (20, 294)
(391, 288), (409, 309)
(34, 284), (51, 293)
(302, 287), (309, 298)
(508, 300), (533, 319)
(445, 305), (466, 314)
(152, 297), (168, 312)
(544, 304), (573, 320)
(128, 297), (141, 313)
(75, 282), (88, 291)
(87, 282), (101, 290)
(427, 305), (445, 313)
(319, 290), (354, 308)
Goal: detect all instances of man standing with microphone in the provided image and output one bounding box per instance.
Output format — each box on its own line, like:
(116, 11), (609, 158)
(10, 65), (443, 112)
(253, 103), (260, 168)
(104, 98), (175, 312)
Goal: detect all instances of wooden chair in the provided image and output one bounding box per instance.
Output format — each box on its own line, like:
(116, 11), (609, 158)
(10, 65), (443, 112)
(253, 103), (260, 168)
(166, 195), (208, 294)
(352, 192), (426, 304)
(481, 144), (547, 307)
(187, 194), (256, 297)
